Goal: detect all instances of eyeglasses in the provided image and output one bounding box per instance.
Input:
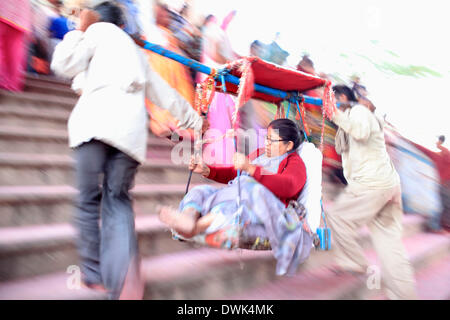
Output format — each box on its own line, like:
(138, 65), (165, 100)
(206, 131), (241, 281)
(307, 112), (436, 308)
(265, 136), (286, 145)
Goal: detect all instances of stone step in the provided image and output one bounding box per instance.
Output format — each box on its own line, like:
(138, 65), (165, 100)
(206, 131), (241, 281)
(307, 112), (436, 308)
(225, 232), (450, 300)
(0, 104), (69, 130)
(25, 73), (72, 88)
(0, 248), (272, 300)
(0, 90), (76, 113)
(0, 248), (275, 300)
(408, 254), (450, 300)
(0, 213), (426, 284)
(272, 213), (427, 275)
(0, 153), (205, 186)
(24, 78), (78, 99)
(0, 215), (198, 281)
(0, 272), (105, 300)
(0, 229), (447, 300)
(371, 254), (450, 300)
(0, 126), (185, 159)
(0, 184), (208, 227)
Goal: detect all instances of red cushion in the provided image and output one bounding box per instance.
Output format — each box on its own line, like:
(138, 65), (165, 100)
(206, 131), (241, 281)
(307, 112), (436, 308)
(216, 57), (326, 103)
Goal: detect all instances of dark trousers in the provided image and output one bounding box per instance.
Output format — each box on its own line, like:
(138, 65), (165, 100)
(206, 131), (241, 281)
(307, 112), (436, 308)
(73, 139), (140, 299)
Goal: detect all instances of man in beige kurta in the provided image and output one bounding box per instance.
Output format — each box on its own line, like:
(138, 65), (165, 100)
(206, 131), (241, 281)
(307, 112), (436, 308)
(327, 86), (417, 300)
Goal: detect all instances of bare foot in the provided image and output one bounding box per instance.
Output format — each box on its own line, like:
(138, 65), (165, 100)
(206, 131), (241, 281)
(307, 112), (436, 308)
(158, 206), (198, 238)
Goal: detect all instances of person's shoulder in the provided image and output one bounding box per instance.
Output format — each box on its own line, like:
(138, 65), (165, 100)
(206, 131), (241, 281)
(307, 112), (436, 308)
(350, 104), (376, 122)
(287, 152), (305, 166)
(85, 22), (135, 47)
(351, 104), (371, 115)
(298, 141), (323, 160)
(283, 153), (306, 177)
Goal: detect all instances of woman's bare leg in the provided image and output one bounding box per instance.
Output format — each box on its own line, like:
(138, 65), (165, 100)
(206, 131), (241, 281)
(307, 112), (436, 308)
(159, 206), (215, 239)
(159, 206), (200, 237)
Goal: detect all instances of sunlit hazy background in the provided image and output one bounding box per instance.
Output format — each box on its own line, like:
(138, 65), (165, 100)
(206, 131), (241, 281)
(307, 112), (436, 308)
(191, 0), (450, 149)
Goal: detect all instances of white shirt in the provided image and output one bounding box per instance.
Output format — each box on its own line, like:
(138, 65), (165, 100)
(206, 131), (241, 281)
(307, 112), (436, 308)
(51, 22), (202, 163)
(332, 104), (400, 189)
(297, 141), (323, 233)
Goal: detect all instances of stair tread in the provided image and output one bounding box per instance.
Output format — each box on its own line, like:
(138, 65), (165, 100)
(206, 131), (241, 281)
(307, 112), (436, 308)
(0, 212), (426, 250)
(0, 125), (176, 146)
(0, 247), (271, 300)
(0, 222), (445, 300)
(0, 89), (77, 106)
(225, 232), (450, 300)
(0, 106), (69, 119)
(25, 73), (72, 86)
(25, 79), (77, 94)
(415, 254), (450, 300)
(0, 183), (207, 199)
(0, 152), (187, 169)
(0, 214), (167, 249)
(0, 271), (105, 300)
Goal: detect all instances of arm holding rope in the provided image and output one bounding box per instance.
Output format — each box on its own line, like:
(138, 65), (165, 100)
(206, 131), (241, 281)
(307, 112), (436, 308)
(252, 154), (307, 199)
(188, 154), (238, 184)
(206, 166), (238, 184)
(232, 152), (307, 199)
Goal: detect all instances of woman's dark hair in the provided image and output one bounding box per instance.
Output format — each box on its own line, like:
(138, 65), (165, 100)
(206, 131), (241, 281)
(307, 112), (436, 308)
(268, 118), (304, 150)
(439, 135), (445, 143)
(93, 2), (124, 27)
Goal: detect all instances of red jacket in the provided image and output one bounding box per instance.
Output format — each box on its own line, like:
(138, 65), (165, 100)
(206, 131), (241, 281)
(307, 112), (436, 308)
(207, 151), (307, 207)
(409, 141), (450, 183)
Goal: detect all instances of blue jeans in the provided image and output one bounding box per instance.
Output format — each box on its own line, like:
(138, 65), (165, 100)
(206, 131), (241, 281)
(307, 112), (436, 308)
(74, 139), (140, 299)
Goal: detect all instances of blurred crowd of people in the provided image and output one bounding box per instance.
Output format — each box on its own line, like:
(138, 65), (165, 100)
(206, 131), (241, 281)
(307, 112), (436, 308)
(0, 0), (79, 90)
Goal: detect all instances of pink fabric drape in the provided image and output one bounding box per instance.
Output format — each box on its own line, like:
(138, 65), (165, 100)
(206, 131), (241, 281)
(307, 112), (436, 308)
(198, 14), (237, 166)
(0, 0), (31, 91)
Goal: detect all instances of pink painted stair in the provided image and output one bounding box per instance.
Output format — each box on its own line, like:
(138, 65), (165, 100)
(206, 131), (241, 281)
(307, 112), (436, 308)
(0, 212), (426, 280)
(1, 225), (448, 300)
(225, 232), (450, 300)
(0, 184), (209, 227)
(0, 248), (274, 300)
(0, 152), (207, 186)
(0, 215), (196, 280)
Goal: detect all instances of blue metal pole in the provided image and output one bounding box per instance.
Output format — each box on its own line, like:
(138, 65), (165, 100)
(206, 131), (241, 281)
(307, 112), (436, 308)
(140, 39), (339, 107)
(142, 40), (212, 75)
